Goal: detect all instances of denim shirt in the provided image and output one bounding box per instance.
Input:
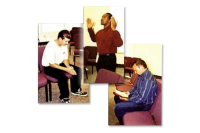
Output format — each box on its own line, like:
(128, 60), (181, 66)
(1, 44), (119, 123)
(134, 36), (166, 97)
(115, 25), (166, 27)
(128, 69), (157, 105)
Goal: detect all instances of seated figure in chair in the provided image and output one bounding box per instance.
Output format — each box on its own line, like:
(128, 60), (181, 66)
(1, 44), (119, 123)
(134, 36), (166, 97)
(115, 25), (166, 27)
(42, 30), (87, 103)
(114, 59), (157, 124)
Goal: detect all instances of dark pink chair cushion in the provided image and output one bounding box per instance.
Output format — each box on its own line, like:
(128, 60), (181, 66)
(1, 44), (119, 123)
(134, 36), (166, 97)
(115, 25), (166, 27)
(123, 111), (155, 125)
(123, 79), (162, 125)
(38, 73), (47, 88)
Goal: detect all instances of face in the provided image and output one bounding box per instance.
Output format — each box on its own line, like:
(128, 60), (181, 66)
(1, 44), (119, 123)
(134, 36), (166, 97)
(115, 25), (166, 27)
(133, 64), (143, 75)
(59, 37), (70, 46)
(101, 14), (111, 25)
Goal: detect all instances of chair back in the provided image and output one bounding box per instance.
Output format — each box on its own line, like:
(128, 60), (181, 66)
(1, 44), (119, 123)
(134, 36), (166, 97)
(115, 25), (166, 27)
(84, 46), (97, 60)
(74, 34), (83, 49)
(150, 79), (162, 125)
(130, 72), (138, 86)
(95, 69), (124, 83)
(70, 27), (83, 42)
(38, 46), (46, 72)
(84, 50), (89, 66)
(124, 57), (132, 67)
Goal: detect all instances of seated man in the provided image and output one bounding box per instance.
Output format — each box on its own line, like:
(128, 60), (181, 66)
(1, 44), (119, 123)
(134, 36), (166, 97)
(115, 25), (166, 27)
(42, 30), (87, 103)
(114, 59), (157, 124)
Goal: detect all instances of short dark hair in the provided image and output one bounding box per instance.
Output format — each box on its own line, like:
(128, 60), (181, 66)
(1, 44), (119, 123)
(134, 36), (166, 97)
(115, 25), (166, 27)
(135, 59), (147, 69)
(57, 30), (71, 40)
(106, 13), (112, 19)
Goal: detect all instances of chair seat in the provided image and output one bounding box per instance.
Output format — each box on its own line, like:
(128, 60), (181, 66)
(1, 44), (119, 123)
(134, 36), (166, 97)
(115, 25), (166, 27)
(116, 84), (133, 92)
(74, 49), (83, 55)
(115, 81), (133, 87)
(123, 111), (155, 125)
(43, 72), (72, 82)
(87, 59), (96, 63)
(38, 73), (47, 88)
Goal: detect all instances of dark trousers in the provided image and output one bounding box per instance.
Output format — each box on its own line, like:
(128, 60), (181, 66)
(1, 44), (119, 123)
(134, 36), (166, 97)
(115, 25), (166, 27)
(44, 63), (82, 99)
(114, 95), (151, 125)
(96, 54), (116, 72)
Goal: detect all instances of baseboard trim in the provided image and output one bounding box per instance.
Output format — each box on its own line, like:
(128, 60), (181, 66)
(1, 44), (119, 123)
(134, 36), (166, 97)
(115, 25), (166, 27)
(116, 64), (124, 68)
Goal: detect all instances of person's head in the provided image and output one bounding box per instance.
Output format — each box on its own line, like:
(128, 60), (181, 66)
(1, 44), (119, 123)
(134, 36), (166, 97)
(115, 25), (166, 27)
(57, 30), (71, 46)
(101, 13), (112, 27)
(132, 59), (148, 75)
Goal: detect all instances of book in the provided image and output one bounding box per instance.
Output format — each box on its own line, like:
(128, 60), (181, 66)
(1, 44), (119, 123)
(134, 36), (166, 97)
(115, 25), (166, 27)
(113, 90), (128, 98)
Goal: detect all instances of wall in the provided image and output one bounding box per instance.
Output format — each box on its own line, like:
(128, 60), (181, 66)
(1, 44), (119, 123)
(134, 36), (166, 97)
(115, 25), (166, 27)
(38, 23), (82, 42)
(130, 44), (162, 76)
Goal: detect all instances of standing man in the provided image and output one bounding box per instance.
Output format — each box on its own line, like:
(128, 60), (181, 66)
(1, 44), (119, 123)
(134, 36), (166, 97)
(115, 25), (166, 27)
(87, 13), (123, 72)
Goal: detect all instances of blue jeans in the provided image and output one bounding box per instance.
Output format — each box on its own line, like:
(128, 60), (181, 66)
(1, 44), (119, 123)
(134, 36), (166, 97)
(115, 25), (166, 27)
(114, 95), (151, 125)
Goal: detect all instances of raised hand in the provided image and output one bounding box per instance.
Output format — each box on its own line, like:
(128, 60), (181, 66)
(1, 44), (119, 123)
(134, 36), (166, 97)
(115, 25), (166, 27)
(86, 18), (95, 29)
(111, 17), (117, 31)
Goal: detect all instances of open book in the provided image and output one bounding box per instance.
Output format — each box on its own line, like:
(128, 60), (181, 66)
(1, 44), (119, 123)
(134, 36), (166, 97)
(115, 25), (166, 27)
(113, 90), (128, 98)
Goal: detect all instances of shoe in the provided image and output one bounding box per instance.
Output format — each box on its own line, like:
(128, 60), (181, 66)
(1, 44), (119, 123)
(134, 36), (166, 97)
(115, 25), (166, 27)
(61, 98), (70, 103)
(71, 89), (87, 96)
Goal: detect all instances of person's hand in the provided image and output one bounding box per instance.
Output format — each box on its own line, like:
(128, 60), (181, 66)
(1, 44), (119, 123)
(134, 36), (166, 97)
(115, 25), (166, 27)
(111, 17), (117, 31)
(87, 18), (95, 29)
(69, 69), (77, 75)
(65, 67), (77, 75)
(119, 96), (128, 101)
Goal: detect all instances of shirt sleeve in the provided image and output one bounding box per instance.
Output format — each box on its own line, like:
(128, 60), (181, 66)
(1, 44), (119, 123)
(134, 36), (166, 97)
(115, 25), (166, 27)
(128, 79), (155, 104)
(88, 28), (96, 42)
(112, 30), (123, 47)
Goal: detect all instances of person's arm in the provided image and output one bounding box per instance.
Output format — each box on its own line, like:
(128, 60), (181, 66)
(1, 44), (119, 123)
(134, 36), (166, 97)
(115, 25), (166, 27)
(87, 18), (96, 42)
(49, 63), (71, 73)
(112, 31), (123, 47)
(111, 17), (123, 47)
(63, 59), (70, 68)
(128, 79), (155, 103)
(63, 59), (77, 75)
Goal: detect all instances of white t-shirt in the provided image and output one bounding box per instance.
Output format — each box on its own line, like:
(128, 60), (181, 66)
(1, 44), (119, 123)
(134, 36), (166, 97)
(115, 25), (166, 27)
(42, 40), (68, 67)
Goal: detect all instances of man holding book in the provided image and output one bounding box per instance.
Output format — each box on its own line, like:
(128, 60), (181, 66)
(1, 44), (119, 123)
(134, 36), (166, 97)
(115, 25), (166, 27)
(113, 59), (157, 125)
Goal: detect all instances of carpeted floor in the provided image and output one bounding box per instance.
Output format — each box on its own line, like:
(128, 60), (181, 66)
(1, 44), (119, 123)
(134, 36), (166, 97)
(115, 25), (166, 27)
(108, 75), (131, 125)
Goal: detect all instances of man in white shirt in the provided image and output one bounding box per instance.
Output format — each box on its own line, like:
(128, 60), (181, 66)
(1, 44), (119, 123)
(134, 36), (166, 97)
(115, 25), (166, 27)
(42, 30), (87, 103)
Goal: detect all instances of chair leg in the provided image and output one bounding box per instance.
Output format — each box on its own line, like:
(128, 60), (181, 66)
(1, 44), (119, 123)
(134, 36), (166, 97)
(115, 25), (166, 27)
(124, 70), (125, 77)
(85, 68), (88, 79)
(73, 56), (75, 66)
(48, 82), (52, 101)
(129, 71), (131, 77)
(92, 64), (93, 74)
(45, 85), (48, 102)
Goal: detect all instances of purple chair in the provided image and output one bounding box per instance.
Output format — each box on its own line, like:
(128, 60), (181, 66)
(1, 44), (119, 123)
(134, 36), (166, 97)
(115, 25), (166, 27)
(123, 79), (162, 125)
(38, 73), (48, 102)
(73, 34), (83, 66)
(84, 46), (97, 74)
(69, 27), (83, 55)
(84, 50), (89, 79)
(38, 45), (72, 101)
(95, 69), (124, 83)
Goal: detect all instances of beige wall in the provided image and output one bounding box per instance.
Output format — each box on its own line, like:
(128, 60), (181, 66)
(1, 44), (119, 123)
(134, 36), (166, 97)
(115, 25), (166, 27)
(126, 43), (162, 76)
(38, 23), (82, 42)
(84, 6), (124, 64)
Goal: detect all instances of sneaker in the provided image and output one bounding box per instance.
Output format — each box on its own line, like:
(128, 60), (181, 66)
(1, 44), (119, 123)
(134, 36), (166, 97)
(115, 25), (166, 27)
(61, 98), (70, 103)
(71, 90), (87, 97)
